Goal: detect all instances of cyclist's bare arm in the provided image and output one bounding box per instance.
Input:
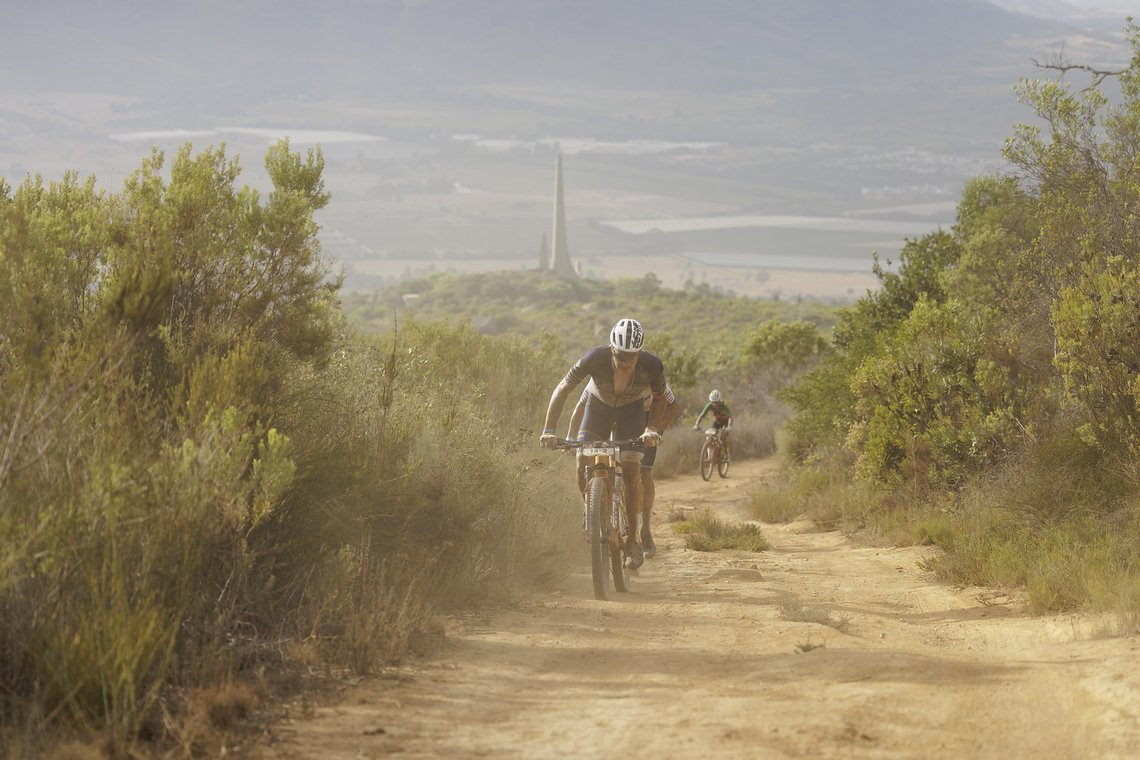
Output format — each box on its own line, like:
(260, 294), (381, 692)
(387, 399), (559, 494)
(648, 392), (678, 433)
(693, 400), (715, 428)
(567, 390), (588, 440)
(543, 380), (577, 433)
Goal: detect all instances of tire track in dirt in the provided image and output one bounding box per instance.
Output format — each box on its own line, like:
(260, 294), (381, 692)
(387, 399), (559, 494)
(251, 459), (1140, 759)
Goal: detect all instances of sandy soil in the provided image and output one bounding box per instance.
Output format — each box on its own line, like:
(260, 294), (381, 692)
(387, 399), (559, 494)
(250, 459), (1140, 759)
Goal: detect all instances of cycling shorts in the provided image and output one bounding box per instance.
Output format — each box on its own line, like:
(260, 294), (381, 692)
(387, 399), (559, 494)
(578, 396), (646, 455)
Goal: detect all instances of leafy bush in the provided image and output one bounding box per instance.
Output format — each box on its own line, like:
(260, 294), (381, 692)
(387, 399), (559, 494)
(771, 36), (1140, 614)
(0, 144), (579, 751)
(744, 319), (831, 373)
(1052, 255), (1140, 471)
(343, 270), (841, 371)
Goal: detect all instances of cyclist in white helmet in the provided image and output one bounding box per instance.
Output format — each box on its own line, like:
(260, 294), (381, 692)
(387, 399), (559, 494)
(693, 389), (733, 461)
(540, 318), (676, 569)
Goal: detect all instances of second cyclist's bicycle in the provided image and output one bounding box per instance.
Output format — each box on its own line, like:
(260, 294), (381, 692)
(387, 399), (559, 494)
(699, 427), (730, 481)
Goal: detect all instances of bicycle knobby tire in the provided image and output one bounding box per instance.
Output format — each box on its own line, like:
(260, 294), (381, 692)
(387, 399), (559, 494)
(587, 476), (610, 600)
(612, 475), (630, 592)
(700, 440), (715, 481)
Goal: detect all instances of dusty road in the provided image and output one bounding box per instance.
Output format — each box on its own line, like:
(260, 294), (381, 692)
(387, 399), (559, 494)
(254, 459), (1140, 759)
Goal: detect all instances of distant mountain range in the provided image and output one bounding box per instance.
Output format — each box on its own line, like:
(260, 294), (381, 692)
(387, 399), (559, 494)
(3, 1), (1137, 298)
(992, 0), (1138, 24)
(3, 0), (1130, 101)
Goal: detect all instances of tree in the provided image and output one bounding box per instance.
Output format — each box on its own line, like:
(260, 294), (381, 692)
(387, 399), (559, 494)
(743, 319), (829, 373)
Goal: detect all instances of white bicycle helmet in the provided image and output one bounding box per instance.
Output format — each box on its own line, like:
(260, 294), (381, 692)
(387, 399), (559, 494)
(709, 390), (722, 402)
(609, 318), (644, 353)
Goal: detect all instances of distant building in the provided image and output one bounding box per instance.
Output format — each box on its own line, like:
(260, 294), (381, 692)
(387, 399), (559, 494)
(538, 232), (549, 272)
(548, 153), (576, 278)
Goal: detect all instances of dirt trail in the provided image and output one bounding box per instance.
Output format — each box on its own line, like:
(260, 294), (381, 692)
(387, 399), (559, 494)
(253, 459), (1140, 759)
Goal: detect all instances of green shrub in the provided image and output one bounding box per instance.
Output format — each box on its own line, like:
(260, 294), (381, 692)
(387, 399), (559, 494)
(743, 319), (830, 373)
(673, 510), (769, 552)
(1053, 255), (1140, 472)
(0, 145), (579, 751)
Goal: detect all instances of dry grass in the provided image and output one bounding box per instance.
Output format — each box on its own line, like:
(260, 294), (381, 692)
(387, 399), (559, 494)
(779, 598), (852, 633)
(750, 457), (904, 540)
(163, 682), (261, 756)
(672, 510), (769, 552)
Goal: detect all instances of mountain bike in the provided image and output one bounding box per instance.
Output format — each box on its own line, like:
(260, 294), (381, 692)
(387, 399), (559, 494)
(553, 437), (642, 600)
(699, 427), (730, 481)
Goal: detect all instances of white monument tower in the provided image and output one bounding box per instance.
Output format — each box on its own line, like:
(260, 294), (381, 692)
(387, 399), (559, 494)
(549, 152), (576, 278)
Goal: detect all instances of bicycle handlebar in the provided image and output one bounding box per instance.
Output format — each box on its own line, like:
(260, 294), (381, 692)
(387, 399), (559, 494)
(552, 438), (645, 450)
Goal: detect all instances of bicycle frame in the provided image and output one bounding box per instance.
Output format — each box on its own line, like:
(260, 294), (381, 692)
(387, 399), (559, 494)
(578, 441), (624, 546)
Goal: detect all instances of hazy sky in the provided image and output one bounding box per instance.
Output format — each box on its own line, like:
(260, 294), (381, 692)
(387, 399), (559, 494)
(1069, 1), (1140, 10)
(4, 0), (1139, 298)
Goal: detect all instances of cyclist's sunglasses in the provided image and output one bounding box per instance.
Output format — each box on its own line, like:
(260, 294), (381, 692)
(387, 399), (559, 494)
(611, 349), (639, 366)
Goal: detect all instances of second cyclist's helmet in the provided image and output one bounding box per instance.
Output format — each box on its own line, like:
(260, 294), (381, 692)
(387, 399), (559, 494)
(709, 390), (722, 402)
(609, 318), (645, 353)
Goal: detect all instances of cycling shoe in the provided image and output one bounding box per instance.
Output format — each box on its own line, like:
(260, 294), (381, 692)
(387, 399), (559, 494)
(625, 538), (644, 570)
(641, 530), (656, 559)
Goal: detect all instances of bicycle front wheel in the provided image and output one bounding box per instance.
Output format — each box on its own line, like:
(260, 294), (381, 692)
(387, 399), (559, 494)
(700, 441), (714, 481)
(586, 476), (611, 600)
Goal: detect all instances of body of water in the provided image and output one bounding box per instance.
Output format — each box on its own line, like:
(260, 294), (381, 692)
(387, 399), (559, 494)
(602, 214), (949, 236)
(679, 251), (890, 273)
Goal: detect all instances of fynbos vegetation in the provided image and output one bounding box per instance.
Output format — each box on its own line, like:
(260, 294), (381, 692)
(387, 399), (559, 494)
(0, 142), (578, 754)
(343, 269), (840, 381)
(773, 30), (1140, 615)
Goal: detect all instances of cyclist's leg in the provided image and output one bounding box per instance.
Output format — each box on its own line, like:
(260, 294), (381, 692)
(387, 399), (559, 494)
(640, 435), (657, 556)
(614, 403), (647, 566)
(641, 448), (656, 518)
(640, 466), (656, 557)
(715, 420), (731, 459)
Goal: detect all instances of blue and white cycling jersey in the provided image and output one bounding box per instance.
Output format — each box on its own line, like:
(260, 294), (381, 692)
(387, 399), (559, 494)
(561, 345), (674, 408)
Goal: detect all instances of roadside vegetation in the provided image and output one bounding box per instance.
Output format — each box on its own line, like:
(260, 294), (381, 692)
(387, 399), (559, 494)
(345, 269), (836, 477)
(342, 268), (839, 378)
(0, 135), (819, 753)
(0, 143), (581, 756)
(758, 30), (1140, 621)
(672, 510), (769, 553)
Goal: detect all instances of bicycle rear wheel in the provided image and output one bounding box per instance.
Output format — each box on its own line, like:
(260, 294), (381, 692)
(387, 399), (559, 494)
(586, 476), (610, 600)
(700, 441), (715, 481)
(717, 446), (730, 478)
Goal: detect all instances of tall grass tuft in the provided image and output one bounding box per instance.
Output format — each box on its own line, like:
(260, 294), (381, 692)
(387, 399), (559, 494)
(673, 510), (769, 552)
(920, 432), (1140, 615)
(751, 453), (893, 534)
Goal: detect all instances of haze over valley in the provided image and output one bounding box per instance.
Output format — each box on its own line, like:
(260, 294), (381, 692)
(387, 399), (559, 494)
(4, 0), (1140, 299)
